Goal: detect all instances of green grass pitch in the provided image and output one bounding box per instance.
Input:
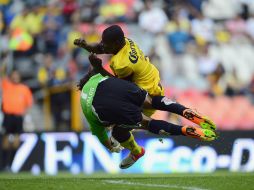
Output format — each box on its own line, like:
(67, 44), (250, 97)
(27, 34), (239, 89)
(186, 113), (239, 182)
(0, 172), (253, 190)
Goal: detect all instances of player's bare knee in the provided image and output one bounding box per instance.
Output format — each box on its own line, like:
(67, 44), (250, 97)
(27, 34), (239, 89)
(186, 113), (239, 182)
(141, 113), (152, 128)
(143, 95), (153, 109)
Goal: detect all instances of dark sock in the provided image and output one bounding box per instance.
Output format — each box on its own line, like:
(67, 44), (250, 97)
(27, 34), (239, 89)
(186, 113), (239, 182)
(148, 119), (183, 136)
(152, 96), (187, 116)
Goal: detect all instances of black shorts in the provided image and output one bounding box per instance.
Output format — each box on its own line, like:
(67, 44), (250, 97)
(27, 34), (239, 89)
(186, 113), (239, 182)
(2, 114), (23, 134)
(92, 78), (147, 126)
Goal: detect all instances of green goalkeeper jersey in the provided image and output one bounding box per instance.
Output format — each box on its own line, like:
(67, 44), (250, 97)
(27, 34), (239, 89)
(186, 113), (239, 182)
(80, 73), (109, 143)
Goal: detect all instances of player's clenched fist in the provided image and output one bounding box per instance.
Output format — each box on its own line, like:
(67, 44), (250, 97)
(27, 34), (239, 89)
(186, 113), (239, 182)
(74, 38), (87, 48)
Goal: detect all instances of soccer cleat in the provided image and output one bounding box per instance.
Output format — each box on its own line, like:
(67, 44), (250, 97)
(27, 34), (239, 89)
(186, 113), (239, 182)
(182, 126), (217, 141)
(119, 147), (145, 169)
(183, 109), (217, 131)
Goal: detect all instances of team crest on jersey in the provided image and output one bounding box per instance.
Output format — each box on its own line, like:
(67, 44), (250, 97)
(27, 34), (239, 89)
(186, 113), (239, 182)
(161, 97), (175, 105)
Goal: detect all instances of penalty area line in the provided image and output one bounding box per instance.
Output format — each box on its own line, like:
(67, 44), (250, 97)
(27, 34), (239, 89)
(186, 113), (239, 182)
(103, 179), (210, 190)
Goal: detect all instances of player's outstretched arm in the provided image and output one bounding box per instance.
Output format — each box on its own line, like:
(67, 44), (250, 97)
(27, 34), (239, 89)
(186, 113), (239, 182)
(74, 38), (104, 54)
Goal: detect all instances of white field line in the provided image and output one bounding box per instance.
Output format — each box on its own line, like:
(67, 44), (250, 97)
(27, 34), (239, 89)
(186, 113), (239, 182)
(103, 179), (210, 190)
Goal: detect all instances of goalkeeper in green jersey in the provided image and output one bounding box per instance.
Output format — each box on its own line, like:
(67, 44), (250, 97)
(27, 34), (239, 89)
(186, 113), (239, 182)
(79, 54), (217, 169)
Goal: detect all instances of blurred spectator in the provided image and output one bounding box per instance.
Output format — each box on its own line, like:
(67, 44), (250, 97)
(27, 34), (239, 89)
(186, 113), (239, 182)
(138, 0), (168, 34)
(1, 70), (33, 170)
(225, 68), (246, 97)
(4, 0), (24, 24)
(167, 18), (191, 55)
(10, 6), (44, 35)
(0, 10), (4, 33)
(206, 63), (226, 97)
(37, 53), (70, 87)
(42, 6), (64, 55)
(37, 53), (55, 86)
(9, 28), (34, 55)
(84, 24), (101, 43)
(62, 0), (79, 24)
(26, 6), (45, 53)
(191, 14), (214, 44)
(37, 54), (71, 131)
(197, 44), (219, 76)
(10, 6), (44, 55)
(27, 7), (44, 36)
(79, 1), (100, 23)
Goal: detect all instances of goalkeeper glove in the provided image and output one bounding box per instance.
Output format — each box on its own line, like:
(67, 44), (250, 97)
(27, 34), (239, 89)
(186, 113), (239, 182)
(109, 136), (124, 153)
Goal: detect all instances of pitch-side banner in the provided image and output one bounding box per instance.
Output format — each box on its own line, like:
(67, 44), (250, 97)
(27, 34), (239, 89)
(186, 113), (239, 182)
(1, 131), (254, 175)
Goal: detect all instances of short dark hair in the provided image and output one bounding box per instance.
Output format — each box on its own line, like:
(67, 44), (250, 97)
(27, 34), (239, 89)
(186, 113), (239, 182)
(102, 25), (125, 44)
(77, 67), (96, 91)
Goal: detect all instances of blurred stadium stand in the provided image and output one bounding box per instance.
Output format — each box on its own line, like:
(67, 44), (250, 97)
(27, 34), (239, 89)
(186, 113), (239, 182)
(0, 0), (254, 132)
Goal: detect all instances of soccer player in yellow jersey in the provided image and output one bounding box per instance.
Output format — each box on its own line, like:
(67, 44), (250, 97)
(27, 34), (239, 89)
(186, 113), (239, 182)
(74, 25), (163, 100)
(74, 25), (216, 161)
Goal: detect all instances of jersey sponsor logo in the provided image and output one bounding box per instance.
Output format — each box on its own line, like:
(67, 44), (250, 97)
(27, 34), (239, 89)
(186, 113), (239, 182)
(81, 92), (88, 100)
(128, 39), (138, 64)
(86, 87), (95, 107)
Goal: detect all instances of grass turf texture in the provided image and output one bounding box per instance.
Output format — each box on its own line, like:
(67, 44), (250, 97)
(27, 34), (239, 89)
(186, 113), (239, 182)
(0, 172), (253, 190)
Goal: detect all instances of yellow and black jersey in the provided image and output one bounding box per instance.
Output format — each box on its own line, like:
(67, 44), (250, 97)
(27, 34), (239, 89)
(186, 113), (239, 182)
(110, 38), (164, 96)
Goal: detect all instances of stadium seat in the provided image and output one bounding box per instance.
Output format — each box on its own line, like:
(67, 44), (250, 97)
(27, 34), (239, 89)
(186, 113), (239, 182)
(237, 108), (254, 130)
(232, 96), (252, 108)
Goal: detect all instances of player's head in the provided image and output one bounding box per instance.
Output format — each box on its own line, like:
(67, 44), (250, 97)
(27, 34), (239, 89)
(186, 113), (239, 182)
(77, 67), (96, 91)
(102, 25), (125, 54)
(10, 70), (21, 84)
